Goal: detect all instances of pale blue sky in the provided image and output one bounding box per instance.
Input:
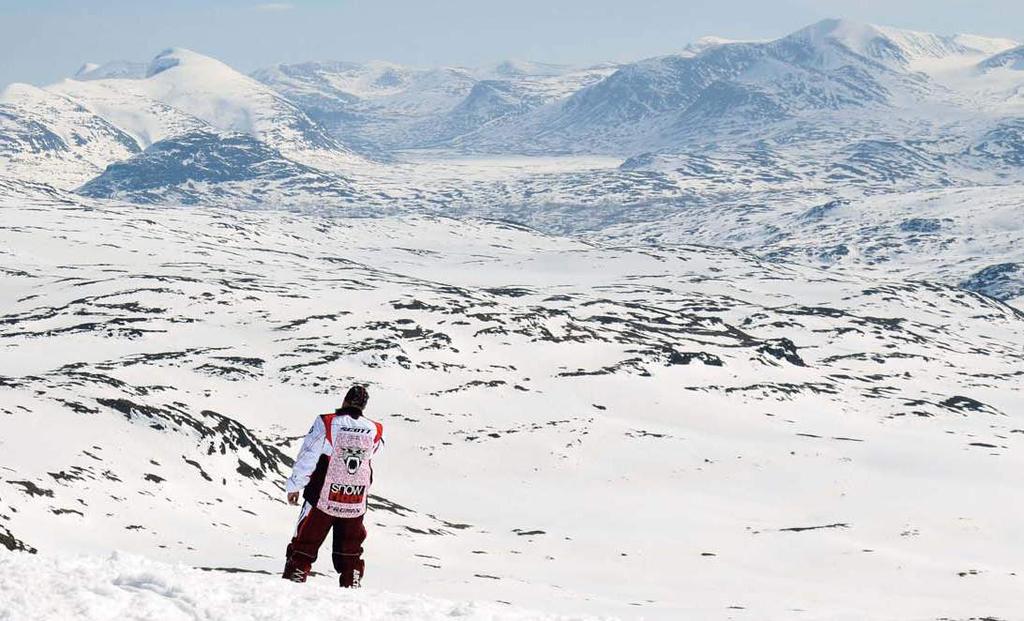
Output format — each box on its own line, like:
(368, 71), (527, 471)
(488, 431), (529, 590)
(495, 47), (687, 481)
(2, 0), (1022, 88)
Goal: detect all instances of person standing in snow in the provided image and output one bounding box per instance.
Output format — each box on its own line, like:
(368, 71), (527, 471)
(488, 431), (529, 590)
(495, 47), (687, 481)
(282, 385), (384, 587)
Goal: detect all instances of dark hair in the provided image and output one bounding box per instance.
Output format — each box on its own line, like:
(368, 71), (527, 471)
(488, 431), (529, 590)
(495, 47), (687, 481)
(344, 385), (369, 410)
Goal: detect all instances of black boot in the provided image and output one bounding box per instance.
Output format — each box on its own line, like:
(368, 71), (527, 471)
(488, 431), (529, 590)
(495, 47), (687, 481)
(339, 559), (365, 588)
(283, 564), (308, 583)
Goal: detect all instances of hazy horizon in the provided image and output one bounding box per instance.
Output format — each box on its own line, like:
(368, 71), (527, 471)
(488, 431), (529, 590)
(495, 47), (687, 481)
(2, 0), (1023, 89)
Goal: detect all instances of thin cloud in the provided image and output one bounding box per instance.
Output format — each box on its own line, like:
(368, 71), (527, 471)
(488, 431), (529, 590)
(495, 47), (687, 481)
(254, 3), (295, 11)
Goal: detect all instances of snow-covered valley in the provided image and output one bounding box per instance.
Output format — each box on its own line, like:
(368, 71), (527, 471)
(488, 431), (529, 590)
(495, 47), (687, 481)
(1, 195), (1023, 619)
(1, 15), (1023, 621)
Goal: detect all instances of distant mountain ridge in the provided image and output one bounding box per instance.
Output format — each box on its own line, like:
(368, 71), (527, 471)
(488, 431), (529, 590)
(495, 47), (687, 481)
(250, 58), (618, 149)
(979, 44), (1024, 71)
(74, 60), (148, 81)
(454, 18), (1018, 154)
(0, 19), (1022, 303)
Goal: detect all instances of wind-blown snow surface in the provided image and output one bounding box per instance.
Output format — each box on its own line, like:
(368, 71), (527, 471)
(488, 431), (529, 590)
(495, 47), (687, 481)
(1, 195), (1023, 619)
(0, 553), (585, 621)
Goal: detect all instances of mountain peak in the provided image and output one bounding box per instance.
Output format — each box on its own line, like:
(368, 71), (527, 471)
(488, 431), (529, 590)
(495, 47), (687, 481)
(680, 36), (754, 57)
(74, 60), (147, 81)
(491, 59), (569, 78)
(0, 81), (45, 101)
(953, 34), (1020, 56)
(783, 18), (1008, 67)
(811, 17), (874, 34)
(146, 48), (193, 77)
(75, 62), (100, 77)
(789, 18), (884, 48)
(145, 48), (234, 79)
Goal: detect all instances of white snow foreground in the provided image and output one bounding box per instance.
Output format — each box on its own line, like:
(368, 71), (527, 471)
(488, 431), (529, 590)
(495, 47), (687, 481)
(0, 552), (593, 621)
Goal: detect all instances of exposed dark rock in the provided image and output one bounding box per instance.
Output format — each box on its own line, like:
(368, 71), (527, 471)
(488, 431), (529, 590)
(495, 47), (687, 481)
(961, 263), (1024, 301)
(0, 524), (37, 554)
(667, 351), (724, 366)
(779, 523), (850, 533)
(7, 481), (54, 498)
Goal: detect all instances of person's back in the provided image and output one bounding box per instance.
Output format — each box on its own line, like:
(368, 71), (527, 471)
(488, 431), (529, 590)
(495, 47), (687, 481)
(282, 385), (384, 587)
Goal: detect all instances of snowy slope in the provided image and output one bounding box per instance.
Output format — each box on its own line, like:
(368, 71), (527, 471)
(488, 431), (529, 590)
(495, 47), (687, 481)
(47, 77), (212, 150)
(0, 83), (141, 188)
(0, 553), (584, 621)
(978, 44), (1024, 72)
(969, 44), (1024, 115)
(1, 194), (1022, 619)
(597, 184), (1024, 295)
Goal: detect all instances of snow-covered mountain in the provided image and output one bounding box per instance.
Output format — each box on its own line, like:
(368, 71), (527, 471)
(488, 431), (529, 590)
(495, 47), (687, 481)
(135, 48), (346, 158)
(978, 43), (1024, 71)
(78, 130), (357, 206)
(2, 15), (1024, 620)
(804, 19), (1016, 70)
(0, 83), (141, 188)
(0, 20), (1020, 292)
(2, 18), (1017, 214)
(250, 60), (478, 151)
(252, 60), (477, 116)
(48, 48), (365, 171)
(455, 18), (1021, 154)
(251, 59), (617, 149)
(420, 65), (618, 146)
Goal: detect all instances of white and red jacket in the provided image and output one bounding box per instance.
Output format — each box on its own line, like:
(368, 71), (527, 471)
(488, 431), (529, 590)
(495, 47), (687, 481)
(286, 408), (384, 509)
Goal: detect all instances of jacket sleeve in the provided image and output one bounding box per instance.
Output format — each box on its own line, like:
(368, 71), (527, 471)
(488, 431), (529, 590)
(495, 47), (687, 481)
(372, 420), (385, 458)
(285, 417), (326, 494)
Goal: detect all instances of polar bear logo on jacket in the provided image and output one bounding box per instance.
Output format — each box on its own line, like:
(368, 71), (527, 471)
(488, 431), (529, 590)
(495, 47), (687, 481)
(341, 446), (366, 475)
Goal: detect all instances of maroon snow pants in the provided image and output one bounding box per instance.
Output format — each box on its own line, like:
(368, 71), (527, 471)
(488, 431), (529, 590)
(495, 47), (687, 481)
(283, 503), (367, 587)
